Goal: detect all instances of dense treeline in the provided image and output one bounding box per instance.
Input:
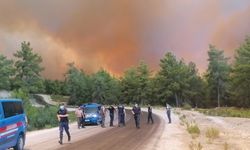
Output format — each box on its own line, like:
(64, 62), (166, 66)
(1, 37), (250, 108)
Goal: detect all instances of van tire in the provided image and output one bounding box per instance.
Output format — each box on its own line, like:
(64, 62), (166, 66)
(13, 135), (24, 150)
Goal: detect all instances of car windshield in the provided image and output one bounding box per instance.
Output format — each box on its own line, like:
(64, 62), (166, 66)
(85, 107), (98, 114)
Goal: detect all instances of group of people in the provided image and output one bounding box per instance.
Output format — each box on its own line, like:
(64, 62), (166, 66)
(100, 103), (153, 129)
(56, 102), (172, 145)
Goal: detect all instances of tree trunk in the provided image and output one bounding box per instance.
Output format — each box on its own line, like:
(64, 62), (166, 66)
(175, 93), (179, 107)
(217, 85), (220, 107)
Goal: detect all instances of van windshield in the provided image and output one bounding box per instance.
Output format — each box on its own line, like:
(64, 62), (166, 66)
(85, 107), (98, 114)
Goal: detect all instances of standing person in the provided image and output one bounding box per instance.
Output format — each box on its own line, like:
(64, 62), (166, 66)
(108, 105), (115, 127)
(166, 103), (172, 123)
(57, 103), (71, 145)
(117, 104), (126, 127)
(100, 105), (106, 128)
(81, 106), (86, 128)
(147, 104), (154, 124)
(75, 105), (83, 129)
(132, 103), (141, 129)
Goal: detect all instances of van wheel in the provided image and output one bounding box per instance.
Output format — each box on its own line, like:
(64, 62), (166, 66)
(13, 135), (24, 150)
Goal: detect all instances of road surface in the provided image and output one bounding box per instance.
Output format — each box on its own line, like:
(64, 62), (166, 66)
(25, 108), (188, 150)
(58, 111), (161, 150)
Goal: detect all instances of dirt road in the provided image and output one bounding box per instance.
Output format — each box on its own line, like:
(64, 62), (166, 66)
(25, 108), (189, 150)
(58, 111), (161, 150)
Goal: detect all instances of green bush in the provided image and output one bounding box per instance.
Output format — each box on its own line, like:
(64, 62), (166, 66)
(182, 103), (192, 110)
(26, 106), (58, 130)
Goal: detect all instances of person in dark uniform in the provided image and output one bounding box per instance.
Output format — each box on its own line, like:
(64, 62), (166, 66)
(166, 103), (171, 123)
(57, 103), (71, 145)
(108, 105), (115, 127)
(147, 104), (154, 124)
(132, 103), (141, 129)
(117, 104), (125, 127)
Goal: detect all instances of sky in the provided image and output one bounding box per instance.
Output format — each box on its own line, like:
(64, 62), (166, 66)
(0, 0), (250, 79)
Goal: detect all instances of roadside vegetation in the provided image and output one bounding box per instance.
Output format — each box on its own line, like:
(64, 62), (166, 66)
(197, 107), (250, 118)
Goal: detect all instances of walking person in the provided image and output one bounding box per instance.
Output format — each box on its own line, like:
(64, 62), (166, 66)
(57, 103), (71, 145)
(75, 105), (83, 129)
(100, 105), (106, 128)
(166, 103), (171, 123)
(108, 105), (115, 127)
(132, 103), (141, 129)
(147, 104), (154, 124)
(117, 104), (126, 127)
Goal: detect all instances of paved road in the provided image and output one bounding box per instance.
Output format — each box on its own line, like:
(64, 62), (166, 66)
(58, 111), (161, 150)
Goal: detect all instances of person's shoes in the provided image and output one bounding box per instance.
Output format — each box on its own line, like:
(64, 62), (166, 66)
(68, 136), (71, 142)
(58, 140), (63, 145)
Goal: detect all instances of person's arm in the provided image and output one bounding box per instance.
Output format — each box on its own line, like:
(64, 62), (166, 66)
(58, 109), (69, 117)
(131, 108), (135, 115)
(57, 114), (60, 121)
(57, 111), (61, 121)
(58, 114), (69, 117)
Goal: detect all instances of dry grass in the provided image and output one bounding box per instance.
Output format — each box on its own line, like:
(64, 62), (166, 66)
(205, 127), (220, 140)
(224, 142), (229, 150)
(189, 141), (203, 150)
(187, 123), (200, 134)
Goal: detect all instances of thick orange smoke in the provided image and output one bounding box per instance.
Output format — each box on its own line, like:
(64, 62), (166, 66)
(0, 0), (250, 79)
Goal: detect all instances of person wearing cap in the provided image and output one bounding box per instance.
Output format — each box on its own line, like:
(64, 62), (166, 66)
(132, 103), (141, 129)
(57, 103), (71, 145)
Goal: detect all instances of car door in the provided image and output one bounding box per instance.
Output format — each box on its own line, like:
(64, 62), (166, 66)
(0, 101), (20, 149)
(0, 102), (6, 149)
(0, 101), (13, 149)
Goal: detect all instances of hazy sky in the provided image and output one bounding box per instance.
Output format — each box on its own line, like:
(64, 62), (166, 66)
(0, 0), (250, 79)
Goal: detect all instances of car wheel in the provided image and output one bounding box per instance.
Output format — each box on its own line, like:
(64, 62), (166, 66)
(13, 135), (24, 150)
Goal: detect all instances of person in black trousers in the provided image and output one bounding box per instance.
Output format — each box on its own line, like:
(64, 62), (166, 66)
(132, 103), (141, 129)
(117, 104), (125, 127)
(57, 103), (71, 145)
(147, 104), (154, 124)
(108, 105), (115, 126)
(166, 103), (171, 123)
